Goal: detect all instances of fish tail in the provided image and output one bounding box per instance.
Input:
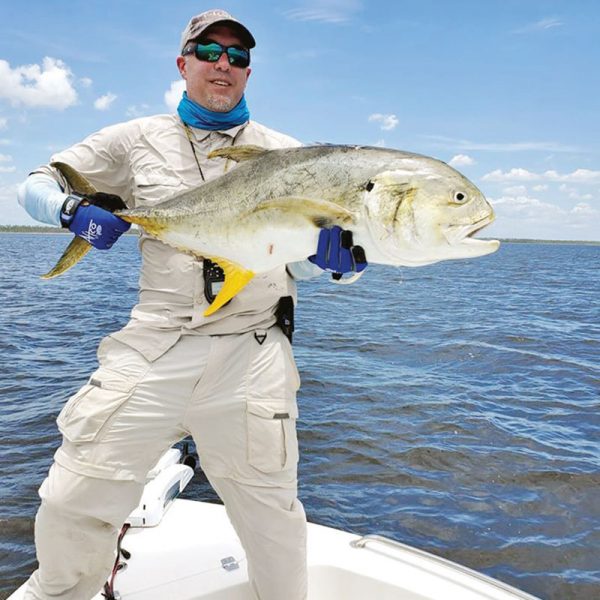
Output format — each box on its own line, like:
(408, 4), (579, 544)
(51, 162), (99, 196)
(41, 236), (92, 279)
(40, 162), (102, 279)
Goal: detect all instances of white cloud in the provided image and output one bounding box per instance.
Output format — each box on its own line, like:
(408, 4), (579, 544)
(513, 17), (563, 34)
(284, 0), (362, 23)
(571, 202), (598, 217)
(482, 168), (539, 182)
(486, 192), (600, 240)
(558, 184), (595, 201)
(546, 169), (600, 183)
(0, 166), (16, 173)
(0, 57), (77, 110)
(164, 80), (186, 112)
(0, 117), (6, 129)
(482, 168), (600, 184)
(532, 184), (548, 192)
(535, 17), (563, 30)
(94, 92), (117, 111)
(491, 194), (561, 215)
(503, 185), (528, 195)
(373, 139), (386, 147)
(368, 113), (399, 131)
(491, 194), (599, 227)
(449, 154), (475, 167)
(80, 77), (93, 88)
(126, 104), (151, 118)
(0, 153), (12, 162)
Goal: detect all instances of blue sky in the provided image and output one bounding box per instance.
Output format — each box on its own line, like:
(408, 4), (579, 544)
(1, 0), (598, 240)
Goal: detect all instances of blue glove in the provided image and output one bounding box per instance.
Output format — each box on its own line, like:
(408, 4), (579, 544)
(60, 193), (130, 249)
(308, 226), (368, 280)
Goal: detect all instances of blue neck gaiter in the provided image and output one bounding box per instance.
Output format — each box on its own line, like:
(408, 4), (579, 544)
(177, 92), (250, 131)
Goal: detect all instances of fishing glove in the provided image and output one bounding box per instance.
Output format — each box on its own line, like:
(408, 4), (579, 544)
(308, 226), (368, 280)
(60, 193), (130, 250)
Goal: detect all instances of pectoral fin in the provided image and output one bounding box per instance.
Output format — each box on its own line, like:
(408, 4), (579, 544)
(207, 145), (269, 162)
(251, 197), (356, 228)
(203, 256), (255, 317)
(41, 236), (92, 279)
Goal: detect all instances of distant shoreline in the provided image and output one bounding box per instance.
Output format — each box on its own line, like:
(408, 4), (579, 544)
(0, 226), (598, 245)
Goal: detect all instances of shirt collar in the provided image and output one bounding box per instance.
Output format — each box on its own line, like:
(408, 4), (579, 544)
(186, 121), (248, 143)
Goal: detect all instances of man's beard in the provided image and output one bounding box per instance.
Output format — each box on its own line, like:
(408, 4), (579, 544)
(204, 93), (237, 112)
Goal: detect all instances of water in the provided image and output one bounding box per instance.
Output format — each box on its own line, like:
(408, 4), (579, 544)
(1, 233), (598, 600)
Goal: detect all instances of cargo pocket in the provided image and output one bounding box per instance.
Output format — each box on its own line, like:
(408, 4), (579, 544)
(246, 328), (301, 404)
(57, 366), (139, 444)
(246, 401), (299, 473)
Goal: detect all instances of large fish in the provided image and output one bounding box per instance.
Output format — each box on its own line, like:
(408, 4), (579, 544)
(46, 145), (500, 316)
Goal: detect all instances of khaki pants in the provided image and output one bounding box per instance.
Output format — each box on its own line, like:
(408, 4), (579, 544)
(25, 329), (307, 600)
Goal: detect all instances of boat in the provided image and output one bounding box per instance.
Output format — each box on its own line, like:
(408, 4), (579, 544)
(9, 448), (540, 600)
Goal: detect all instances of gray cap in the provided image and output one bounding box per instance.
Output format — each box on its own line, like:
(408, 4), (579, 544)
(180, 9), (256, 52)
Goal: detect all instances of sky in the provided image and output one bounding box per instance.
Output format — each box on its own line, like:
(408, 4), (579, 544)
(0, 0), (598, 241)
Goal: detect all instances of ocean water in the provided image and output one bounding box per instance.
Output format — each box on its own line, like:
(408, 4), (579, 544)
(0, 233), (598, 600)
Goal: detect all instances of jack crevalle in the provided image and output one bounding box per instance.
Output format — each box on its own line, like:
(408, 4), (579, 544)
(46, 145), (500, 315)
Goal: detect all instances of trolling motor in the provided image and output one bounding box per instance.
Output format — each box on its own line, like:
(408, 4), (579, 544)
(102, 446), (197, 599)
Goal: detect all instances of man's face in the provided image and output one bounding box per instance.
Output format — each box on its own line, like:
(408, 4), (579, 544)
(177, 25), (251, 112)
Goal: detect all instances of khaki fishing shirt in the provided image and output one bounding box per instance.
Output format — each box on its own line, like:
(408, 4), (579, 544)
(36, 115), (302, 361)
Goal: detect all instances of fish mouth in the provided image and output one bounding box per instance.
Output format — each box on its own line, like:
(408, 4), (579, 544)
(466, 213), (494, 239)
(443, 213), (500, 253)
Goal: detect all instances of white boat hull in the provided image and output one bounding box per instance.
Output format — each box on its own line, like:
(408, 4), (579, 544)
(9, 450), (540, 600)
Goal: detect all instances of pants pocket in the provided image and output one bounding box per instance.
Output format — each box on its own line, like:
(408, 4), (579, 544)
(57, 366), (138, 443)
(246, 401), (299, 473)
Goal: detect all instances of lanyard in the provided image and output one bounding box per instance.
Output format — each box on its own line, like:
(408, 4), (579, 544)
(182, 122), (205, 181)
(181, 120), (242, 182)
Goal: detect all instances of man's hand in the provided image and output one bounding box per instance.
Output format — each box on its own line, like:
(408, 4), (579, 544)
(60, 193), (130, 249)
(308, 226), (368, 280)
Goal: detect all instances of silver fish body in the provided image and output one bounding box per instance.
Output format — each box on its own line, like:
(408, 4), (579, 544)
(48, 145), (499, 315)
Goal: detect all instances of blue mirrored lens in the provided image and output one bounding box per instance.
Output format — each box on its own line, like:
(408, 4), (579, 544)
(194, 43), (249, 68)
(227, 47), (250, 67)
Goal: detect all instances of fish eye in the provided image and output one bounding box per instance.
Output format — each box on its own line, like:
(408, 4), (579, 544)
(453, 191), (467, 203)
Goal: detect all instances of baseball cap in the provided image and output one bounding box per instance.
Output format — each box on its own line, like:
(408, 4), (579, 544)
(180, 9), (256, 52)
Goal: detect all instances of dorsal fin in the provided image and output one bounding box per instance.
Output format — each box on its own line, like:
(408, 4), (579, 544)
(207, 145), (269, 163)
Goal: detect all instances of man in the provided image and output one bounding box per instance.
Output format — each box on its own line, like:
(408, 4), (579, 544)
(17, 10), (366, 600)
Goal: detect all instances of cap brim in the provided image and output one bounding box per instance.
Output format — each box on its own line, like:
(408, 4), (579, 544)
(202, 19), (256, 49)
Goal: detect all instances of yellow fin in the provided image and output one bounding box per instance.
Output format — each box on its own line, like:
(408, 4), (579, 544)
(50, 162), (98, 196)
(41, 236), (92, 279)
(251, 197), (356, 228)
(207, 145), (269, 162)
(203, 257), (255, 317)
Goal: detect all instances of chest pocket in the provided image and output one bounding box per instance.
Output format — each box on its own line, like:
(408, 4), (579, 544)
(133, 171), (184, 206)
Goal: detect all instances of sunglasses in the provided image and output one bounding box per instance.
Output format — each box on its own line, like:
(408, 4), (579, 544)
(183, 42), (250, 68)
